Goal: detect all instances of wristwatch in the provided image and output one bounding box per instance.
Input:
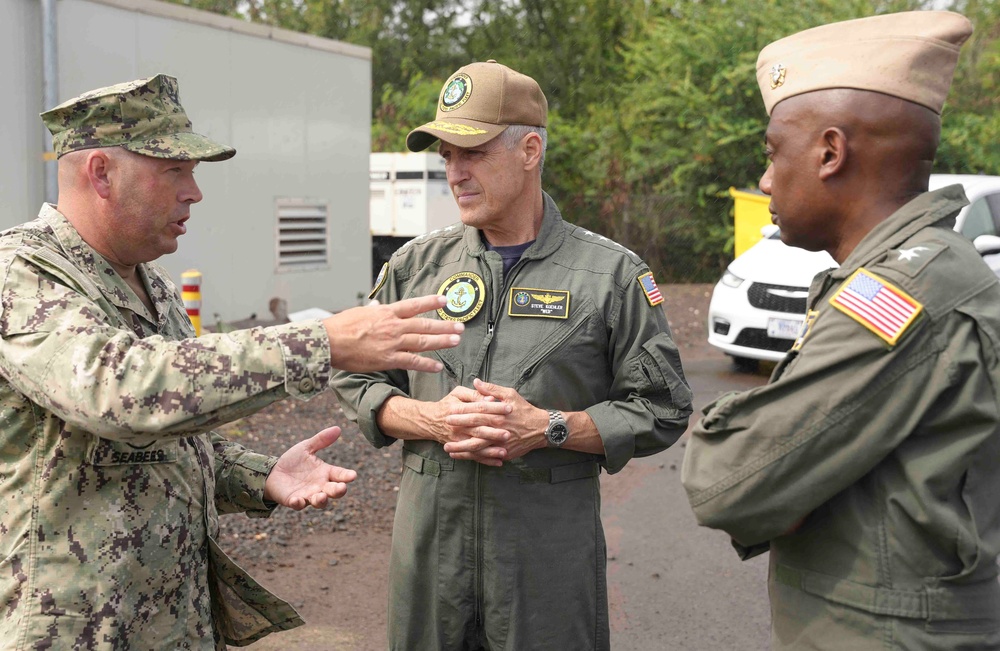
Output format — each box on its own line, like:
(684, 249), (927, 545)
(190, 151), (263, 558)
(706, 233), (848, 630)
(545, 410), (569, 448)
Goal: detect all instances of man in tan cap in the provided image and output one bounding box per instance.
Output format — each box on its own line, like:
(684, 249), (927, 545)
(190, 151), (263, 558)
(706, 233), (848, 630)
(682, 11), (1000, 649)
(0, 74), (463, 648)
(333, 60), (692, 649)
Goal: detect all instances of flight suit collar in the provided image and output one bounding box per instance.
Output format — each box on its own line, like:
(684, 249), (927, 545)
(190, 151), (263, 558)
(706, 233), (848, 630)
(38, 204), (163, 327)
(831, 185), (969, 279)
(462, 191), (567, 259)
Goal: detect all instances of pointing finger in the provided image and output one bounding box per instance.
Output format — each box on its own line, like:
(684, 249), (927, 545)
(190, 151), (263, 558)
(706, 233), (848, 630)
(391, 294), (449, 319)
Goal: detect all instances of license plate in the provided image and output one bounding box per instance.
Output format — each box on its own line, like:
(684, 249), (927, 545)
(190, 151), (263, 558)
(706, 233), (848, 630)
(767, 317), (803, 340)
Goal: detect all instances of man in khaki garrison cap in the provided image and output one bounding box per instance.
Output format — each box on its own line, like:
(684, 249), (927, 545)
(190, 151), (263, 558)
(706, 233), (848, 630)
(332, 60), (692, 650)
(682, 11), (1000, 650)
(0, 74), (463, 649)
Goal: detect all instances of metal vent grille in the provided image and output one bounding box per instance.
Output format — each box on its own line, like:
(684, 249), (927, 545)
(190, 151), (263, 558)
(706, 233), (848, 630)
(276, 199), (329, 272)
(747, 282), (808, 314)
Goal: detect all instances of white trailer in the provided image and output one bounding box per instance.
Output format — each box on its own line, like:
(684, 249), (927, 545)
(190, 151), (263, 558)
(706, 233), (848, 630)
(1, 0), (373, 321)
(369, 151), (458, 280)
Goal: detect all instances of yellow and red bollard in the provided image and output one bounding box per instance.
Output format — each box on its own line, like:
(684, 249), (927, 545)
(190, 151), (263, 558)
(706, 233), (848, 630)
(181, 270), (202, 336)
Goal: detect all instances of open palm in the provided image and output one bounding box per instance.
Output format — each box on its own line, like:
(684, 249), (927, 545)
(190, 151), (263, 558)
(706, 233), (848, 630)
(264, 426), (358, 510)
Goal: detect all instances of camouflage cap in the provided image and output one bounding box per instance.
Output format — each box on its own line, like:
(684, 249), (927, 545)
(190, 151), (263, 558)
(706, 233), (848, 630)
(41, 74), (235, 161)
(406, 60), (548, 152)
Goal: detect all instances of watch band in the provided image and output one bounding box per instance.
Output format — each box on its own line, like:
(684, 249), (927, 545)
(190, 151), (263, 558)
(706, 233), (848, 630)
(545, 409), (569, 447)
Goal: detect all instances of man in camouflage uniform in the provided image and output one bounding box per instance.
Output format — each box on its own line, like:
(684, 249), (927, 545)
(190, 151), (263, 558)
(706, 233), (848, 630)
(333, 61), (692, 650)
(0, 74), (463, 650)
(682, 12), (1000, 649)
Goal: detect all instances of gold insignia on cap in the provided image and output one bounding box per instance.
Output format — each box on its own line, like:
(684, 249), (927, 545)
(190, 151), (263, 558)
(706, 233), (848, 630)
(421, 121), (489, 136)
(437, 272), (486, 322)
(440, 73), (473, 112)
(770, 64), (787, 89)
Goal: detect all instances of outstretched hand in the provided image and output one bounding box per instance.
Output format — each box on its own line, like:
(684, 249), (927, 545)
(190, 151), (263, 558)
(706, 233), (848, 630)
(323, 295), (463, 373)
(264, 427), (358, 510)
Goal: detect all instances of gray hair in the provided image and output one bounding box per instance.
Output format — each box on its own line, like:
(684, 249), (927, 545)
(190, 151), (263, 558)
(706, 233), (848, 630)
(499, 125), (547, 173)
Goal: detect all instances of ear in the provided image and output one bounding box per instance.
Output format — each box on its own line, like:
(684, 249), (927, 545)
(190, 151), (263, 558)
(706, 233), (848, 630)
(521, 132), (543, 171)
(86, 150), (113, 199)
(817, 127), (847, 181)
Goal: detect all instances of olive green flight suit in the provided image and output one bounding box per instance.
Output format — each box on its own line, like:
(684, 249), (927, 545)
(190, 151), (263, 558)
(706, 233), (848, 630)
(332, 193), (692, 650)
(683, 186), (1000, 649)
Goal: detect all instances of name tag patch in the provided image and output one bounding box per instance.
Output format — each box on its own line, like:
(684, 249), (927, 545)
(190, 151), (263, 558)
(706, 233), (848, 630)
(91, 439), (178, 466)
(508, 288), (570, 319)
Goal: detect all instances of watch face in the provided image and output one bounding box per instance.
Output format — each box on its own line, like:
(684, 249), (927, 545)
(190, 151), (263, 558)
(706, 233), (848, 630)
(549, 423), (569, 444)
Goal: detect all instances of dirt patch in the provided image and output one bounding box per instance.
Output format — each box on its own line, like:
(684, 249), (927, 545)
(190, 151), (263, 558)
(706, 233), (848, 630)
(224, 283), (715, 649)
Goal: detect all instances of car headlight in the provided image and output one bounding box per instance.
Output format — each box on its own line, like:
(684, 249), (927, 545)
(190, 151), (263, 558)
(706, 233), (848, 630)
(720, 270), (744, 288)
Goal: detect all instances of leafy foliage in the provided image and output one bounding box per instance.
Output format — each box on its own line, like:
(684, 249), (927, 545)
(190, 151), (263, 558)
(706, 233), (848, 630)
(169, 0), (1000, 281)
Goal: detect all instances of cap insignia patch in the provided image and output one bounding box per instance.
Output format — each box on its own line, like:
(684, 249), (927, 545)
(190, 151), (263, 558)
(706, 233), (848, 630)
(770, 64), (787, 89)
(437, 271), (486, 322)
(441, 73), (473, 112)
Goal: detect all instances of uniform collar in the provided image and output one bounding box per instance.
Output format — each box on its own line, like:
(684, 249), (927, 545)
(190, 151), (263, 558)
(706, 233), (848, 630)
(38, 204), (164, 326)
(462, 191), (566, 259)
(832, 185), (969, 279)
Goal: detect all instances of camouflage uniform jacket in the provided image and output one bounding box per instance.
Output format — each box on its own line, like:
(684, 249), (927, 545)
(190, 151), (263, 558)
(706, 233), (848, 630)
(683, 186), (1000, 648)
(0, 206), (333, 650)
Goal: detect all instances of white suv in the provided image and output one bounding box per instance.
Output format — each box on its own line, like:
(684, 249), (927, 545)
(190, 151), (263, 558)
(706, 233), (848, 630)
(707, 174), (1000, 370)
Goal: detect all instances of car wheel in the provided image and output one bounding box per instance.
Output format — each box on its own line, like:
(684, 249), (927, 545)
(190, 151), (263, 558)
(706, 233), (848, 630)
(731, 356), (759, 374)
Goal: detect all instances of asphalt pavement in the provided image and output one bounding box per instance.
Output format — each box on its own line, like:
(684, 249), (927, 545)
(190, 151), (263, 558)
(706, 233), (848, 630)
(604, 354), (772, 650)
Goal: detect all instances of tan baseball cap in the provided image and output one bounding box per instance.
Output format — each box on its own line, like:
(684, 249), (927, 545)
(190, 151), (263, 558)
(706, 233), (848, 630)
(406, 60), (548, 152)
(41, 74), (235, 161)
(757, 11), (973, 116)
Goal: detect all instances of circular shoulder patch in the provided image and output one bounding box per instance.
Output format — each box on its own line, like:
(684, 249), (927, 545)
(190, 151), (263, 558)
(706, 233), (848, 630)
(440, 74), (473, 112)
(437, 271), (486, 322)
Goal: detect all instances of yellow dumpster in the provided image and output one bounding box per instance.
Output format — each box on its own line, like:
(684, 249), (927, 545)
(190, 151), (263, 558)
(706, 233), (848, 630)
(730, 187), (772, 257)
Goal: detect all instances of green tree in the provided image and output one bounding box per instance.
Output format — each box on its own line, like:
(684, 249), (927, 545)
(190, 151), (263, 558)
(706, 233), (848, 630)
(169, 0), (1000, 281)
(938, 0), (1000, 174)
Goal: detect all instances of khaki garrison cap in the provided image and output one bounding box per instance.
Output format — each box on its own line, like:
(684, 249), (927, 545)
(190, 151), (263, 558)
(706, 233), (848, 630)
(757, 11), (973, 115)
(406, 60), (548, 152)
(41, 74), (235, 161)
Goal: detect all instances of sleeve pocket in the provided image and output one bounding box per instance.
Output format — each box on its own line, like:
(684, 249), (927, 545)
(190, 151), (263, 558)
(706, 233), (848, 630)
(633, 332), (693, 408)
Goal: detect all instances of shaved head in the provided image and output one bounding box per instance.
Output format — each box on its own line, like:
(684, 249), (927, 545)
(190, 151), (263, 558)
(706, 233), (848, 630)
(774, 89), (940, 194)
(761, 88), (942, 262)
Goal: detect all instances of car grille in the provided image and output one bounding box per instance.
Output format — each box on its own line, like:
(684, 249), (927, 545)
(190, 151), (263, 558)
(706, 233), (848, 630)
(747, 282), (808, 314)
(733, 328), (796, 353)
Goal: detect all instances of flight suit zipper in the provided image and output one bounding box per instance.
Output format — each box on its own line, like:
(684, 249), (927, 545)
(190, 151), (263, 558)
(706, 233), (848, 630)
(481, 258), (526, 381)
(475, 255), (526, 629)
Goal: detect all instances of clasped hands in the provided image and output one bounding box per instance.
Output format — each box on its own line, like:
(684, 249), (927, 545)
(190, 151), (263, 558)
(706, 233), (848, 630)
(437, 378), (549, 467)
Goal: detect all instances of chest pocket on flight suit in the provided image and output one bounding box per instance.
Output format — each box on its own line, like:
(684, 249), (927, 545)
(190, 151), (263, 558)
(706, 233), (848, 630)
(511, 296), (601, 390)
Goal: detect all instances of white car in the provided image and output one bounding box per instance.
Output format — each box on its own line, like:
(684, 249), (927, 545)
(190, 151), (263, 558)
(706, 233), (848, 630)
(708, 174), (1000, 370)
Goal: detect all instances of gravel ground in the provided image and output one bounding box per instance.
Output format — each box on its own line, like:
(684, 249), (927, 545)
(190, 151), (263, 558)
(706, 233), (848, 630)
(217, 283), (716, 565)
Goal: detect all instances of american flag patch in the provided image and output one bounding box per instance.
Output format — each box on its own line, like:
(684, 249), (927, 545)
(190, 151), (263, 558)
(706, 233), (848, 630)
(829, 269), (922, 346)
(638, 272), (663, 306)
